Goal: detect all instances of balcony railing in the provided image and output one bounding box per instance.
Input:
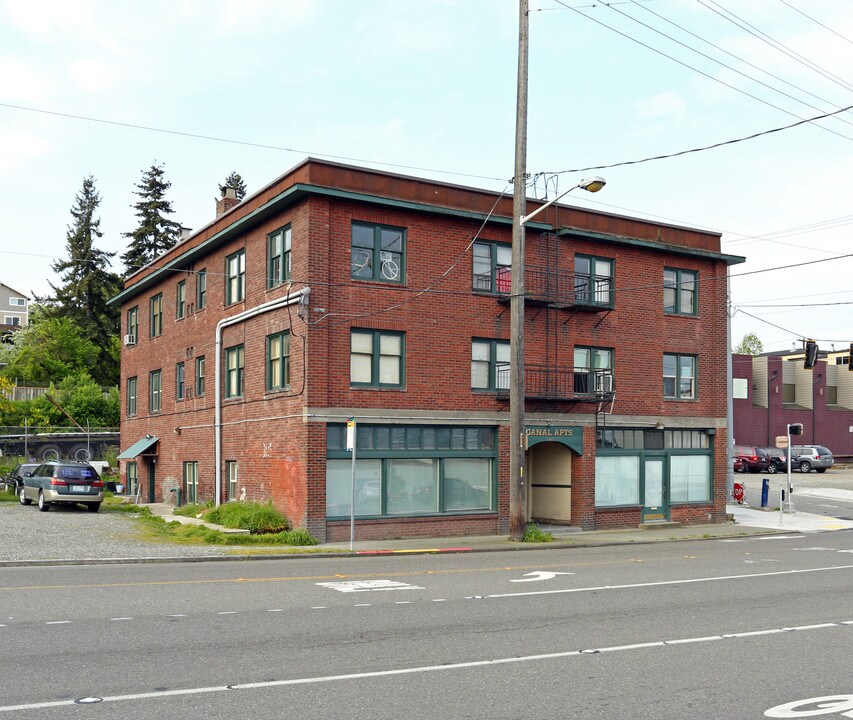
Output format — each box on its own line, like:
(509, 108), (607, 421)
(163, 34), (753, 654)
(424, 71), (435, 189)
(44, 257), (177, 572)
(485, 265), (613, 310)
(496, 365), (614, 401)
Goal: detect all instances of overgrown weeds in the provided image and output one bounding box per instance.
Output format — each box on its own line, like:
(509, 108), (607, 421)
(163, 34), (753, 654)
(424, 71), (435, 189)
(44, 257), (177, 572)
(521, 522), (554, 543)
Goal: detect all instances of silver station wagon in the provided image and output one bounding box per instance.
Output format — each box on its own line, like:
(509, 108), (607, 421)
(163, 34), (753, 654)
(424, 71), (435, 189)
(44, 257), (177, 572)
(18, 461), (104, 512)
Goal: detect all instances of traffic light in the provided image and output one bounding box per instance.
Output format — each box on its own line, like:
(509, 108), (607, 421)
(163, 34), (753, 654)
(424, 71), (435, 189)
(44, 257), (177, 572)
(803, 340), (819, 369)
(789, 423), (804, 436)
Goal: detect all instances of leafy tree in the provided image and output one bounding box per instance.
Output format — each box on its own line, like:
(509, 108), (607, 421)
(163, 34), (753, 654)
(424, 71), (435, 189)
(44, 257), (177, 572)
(0, 307), (100, 384)
(121, 163), (182, 276)
(219, 171), (247, 201)
(54, 372), (120, 427)
(735, 332), (764, 355)
(37, 175), (122, 385)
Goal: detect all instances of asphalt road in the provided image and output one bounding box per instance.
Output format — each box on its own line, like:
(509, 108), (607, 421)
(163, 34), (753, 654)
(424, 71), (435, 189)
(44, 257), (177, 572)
(3, 532), (853, 719)
(738, 464), (853, 520)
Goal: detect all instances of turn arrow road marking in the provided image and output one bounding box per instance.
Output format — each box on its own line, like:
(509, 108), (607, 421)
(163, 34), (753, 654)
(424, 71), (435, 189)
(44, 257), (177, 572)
(510, 571), (575, 583)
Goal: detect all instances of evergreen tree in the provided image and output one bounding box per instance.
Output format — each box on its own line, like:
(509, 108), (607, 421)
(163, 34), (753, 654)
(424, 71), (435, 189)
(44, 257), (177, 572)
(37, 176), (122, 385)
(121, 163), (182, 276)
(219, 170), (247, 200)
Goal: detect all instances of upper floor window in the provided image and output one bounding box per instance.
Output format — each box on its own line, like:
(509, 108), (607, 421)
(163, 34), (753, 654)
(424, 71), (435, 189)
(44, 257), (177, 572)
(574, 255), (613, 307)
(196, 269), (207, 310)
(351, 222), (405, 283)
(149, 294), (163, 337)
(9, 297), (26, 306)
(471, 339), (510, 391)
(268, 226), (292, 288)
(176, 362), (185, 400)
(126, 376), (137, 417)
(266, 331), (290, 392)
(127, 306), (138, 341)
(472, 241), (512, 294)
(176, 280), (187, 319)
(195, 355), (206, 397)
(664, 268), (697, 315)
(226, 250), (246, 305)
(573, 347), (612, 394)
(225, 345), (244, 399)
(664, 353), (696, 400)
(149, 369), (162, 412)
(350, 329), (404, 387)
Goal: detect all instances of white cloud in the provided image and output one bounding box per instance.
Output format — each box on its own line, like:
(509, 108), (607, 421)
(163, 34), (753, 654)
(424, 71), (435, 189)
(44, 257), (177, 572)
(635, 92), (688, 123)
(0, 57), (56, 103)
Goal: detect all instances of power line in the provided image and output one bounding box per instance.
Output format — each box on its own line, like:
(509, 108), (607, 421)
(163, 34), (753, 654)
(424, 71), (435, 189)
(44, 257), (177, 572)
(778, 0), (853, 48)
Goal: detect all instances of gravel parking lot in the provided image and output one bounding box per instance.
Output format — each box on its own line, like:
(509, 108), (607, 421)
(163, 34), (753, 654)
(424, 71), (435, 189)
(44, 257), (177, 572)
(0, 503), (231, 564)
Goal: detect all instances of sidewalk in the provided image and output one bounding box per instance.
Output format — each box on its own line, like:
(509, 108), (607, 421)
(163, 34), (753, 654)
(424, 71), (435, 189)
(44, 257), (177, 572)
(148, 502), (853, 556)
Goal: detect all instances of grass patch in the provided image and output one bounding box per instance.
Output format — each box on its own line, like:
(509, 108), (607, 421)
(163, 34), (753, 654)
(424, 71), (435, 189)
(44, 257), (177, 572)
(135, 513), (317, 546)
(521, 522), (554, 543)
(0, 486), (18, 503)
(173, 502), (212, 518)
(202, 501), (290, 534)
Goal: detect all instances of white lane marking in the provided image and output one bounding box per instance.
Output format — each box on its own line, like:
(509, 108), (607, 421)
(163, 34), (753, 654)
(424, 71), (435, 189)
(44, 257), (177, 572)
(316, 579), (424, 593)
(510, 571), (574, 583)
(217, 612), (237, 615)
(167, 614), (186, 618)
(310, 606), (327, 610)
(756, 536), (800, 540)
(485, 563), (853, 600)
(432, 599), (447, 602)
(110, 617), (132, 621)
(354, 604), (371, 607)
(791, 547), (836, 552)
(2, 620), (848, 714)
(46, 621), (71, 625)
(394, 601), (412, 605)
(268, 609), (284, 612)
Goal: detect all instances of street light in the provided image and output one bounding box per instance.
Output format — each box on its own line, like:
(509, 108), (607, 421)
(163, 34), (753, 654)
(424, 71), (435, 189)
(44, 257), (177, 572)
(519, 177), (607, 227)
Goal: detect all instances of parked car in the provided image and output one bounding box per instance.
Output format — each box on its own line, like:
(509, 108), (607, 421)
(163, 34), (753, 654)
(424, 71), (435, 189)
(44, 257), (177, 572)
(762, 447), (788, 474)
(790, 445), (833, 473)
(3, 463), (39, 492)
(733, 445), (772, 473)
(18, 461), (104, 512)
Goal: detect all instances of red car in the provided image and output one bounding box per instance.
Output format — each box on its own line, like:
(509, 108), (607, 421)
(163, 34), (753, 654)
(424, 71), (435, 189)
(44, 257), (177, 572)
(733, 445), (772, 473)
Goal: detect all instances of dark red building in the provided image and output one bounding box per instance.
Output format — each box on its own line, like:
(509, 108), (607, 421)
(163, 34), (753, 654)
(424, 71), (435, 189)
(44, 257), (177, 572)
(113, 159), (742, 541)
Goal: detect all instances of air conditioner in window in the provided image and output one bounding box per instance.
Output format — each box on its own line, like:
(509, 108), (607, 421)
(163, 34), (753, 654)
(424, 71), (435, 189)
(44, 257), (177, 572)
(595, 372), (614, 395)
(123, 334), (136, 347)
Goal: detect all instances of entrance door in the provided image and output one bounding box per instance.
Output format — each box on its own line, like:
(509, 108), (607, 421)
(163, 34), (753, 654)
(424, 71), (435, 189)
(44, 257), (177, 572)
(148, 460), (156, 503)
(642, 457), (669, 522)
(528, 442), (573, 524)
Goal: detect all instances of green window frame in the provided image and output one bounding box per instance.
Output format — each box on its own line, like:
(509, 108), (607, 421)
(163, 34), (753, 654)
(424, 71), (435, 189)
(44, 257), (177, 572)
(126, 376), (137, 417)
(149, 294), (163, 337)
(472, 241), (512, 294)
(574, 254), (614, 307)
(149, 369), (162, 413)
(350, 329), (404, 388)
(195, 355), (206, 397)
(267, 226), (292, 288)
(573, 346), (613, 395)
(127, 306), (138, 341)
(176, 280), (186, 319)
(176, 362), (185, 400)
(664, 353), (696, 399)
(471, 338), (510, 391)
(351, 222), (405, 284)
(664, 268), (697, 315)
(183, 461), (198, 505)
(225, 345), (244, 399)
(126, 461), (138, 497)
(226, 250), (246, 305)
(196, 269), (207, 310)
(266, 331), (290, 392)
(326, 424), (497, 518)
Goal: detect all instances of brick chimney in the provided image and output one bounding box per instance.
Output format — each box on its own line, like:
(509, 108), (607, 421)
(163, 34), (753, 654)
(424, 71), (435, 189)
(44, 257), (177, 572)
(216, 186), (239, 216)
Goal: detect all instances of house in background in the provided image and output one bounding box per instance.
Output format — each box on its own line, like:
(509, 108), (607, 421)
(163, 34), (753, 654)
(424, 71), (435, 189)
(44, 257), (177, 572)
(0, 282), (29, 341)
(733, 348), (853, 460)
(112, 158), (742, 542)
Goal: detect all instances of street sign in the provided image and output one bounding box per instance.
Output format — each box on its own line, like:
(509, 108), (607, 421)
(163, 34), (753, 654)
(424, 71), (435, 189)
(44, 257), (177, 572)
(775, 436), (788, 448)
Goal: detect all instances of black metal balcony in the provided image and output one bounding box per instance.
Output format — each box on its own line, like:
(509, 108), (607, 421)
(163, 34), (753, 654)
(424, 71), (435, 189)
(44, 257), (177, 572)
(496, 365), (614, 402)
(491, 265), (613, 310)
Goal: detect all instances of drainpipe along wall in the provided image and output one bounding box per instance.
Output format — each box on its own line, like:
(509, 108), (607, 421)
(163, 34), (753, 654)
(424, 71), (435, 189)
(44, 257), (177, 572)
(214, 285), (309, 505)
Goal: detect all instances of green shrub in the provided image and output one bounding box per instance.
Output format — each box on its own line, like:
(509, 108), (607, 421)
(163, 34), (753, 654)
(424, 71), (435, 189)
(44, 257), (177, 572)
(173, 502), (211, 518)
(522, 522), (553, 543)
(203, 501), (290, 534)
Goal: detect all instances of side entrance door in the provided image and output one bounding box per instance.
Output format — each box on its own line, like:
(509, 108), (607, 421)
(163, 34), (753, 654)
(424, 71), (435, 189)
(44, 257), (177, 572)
(642, 456), (669, 522)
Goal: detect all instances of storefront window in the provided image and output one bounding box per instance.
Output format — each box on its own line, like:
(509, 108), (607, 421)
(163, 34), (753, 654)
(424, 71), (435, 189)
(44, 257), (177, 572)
(595, 456), (640, 506)
(669, 455), (711, 502)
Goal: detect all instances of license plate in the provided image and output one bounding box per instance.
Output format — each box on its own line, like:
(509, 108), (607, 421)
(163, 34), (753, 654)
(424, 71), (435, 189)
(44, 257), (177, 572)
(71, 485), (87, 493)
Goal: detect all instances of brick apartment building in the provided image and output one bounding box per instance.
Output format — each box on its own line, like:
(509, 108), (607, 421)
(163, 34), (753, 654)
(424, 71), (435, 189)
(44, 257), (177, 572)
(733, 349), (853, 461)
(113, 159), (742, 541)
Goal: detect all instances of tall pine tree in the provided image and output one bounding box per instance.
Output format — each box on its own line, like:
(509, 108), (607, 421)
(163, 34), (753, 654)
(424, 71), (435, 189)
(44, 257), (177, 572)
(219, 170), (247, 200)
(38, 175), (122, 385)
(121, 163), (182, 276)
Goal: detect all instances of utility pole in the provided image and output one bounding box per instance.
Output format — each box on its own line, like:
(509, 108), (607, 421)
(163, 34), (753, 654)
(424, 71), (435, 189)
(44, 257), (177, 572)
(509, 0), (529, 539)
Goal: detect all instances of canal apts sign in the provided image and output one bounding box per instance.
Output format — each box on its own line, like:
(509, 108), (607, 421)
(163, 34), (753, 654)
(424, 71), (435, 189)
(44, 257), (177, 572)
(525, 426), (584, 454)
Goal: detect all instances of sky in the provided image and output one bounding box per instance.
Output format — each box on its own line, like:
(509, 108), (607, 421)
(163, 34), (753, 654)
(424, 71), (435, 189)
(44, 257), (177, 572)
(1, 0), (852, 356)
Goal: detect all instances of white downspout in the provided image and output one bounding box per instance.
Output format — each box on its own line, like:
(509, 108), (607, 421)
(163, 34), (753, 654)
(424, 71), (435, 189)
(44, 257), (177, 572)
(214, 285), (309, 505)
